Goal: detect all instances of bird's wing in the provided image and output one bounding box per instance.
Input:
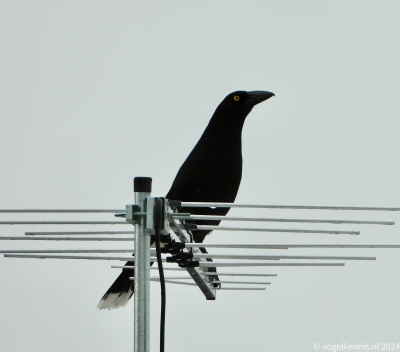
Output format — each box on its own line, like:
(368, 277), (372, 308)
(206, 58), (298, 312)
(166, 142), (219, 201)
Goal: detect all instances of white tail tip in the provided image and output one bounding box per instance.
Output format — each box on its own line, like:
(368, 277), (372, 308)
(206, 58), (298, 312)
(97, 288), (133, 310)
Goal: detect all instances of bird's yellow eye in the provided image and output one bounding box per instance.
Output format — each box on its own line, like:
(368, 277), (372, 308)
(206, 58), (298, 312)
(233, 95), (240, 101)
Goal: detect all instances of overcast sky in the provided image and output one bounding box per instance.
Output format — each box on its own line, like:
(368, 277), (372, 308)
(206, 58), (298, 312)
(0, 2), (399, 351)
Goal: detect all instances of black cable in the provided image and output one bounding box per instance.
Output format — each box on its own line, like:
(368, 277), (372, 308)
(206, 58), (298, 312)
(154, 198), (166, 352)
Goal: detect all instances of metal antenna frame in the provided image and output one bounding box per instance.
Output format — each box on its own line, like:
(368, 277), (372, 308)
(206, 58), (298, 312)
(1, 177), (400, 352)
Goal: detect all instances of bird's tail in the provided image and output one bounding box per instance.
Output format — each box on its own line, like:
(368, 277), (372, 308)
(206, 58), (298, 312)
(97, 261), (134, 310)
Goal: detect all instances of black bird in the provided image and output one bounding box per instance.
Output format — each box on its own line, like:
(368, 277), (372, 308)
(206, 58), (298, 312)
(97, 90), (274, 309)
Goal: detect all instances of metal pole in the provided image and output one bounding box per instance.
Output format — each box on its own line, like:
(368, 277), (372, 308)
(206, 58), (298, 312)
(133, 177), (152, 352)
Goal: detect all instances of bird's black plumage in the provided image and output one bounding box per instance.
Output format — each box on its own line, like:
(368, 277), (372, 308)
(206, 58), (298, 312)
(167, 91), (274, 242)
(97, 90), (274, 309)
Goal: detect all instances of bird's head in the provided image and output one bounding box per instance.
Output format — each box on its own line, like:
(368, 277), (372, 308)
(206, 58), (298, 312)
(221, 90), (275, 109)
(205, 90), (275, 135)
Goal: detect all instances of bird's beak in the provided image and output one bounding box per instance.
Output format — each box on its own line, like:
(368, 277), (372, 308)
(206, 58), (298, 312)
(245, 91), (275, 106)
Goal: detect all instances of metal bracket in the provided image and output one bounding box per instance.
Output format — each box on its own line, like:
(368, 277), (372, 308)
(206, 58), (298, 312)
(166, 213), (216, 300)
(145, 198), (169, 236)
(124, 205), (146, 225)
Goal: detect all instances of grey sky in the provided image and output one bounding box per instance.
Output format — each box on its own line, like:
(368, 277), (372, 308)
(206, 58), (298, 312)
(0, 1), (399, 351)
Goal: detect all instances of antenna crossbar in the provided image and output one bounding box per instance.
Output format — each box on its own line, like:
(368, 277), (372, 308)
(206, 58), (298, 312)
(25, 231), (134, 235)
(171, 213), (394, 225)
(190, 225), (360, 235)
(0, 236), (134, 241)
(0, 209), (121, 213)
(185, 244), (400, 249)
(175, 201), (400, 211)
(0, 221), (128, 225)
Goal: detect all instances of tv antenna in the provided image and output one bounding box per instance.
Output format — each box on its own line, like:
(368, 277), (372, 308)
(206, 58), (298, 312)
(1, 176), (400, 352)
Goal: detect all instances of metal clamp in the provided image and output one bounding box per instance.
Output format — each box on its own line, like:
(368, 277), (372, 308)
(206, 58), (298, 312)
(125, 204), (145, 224)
